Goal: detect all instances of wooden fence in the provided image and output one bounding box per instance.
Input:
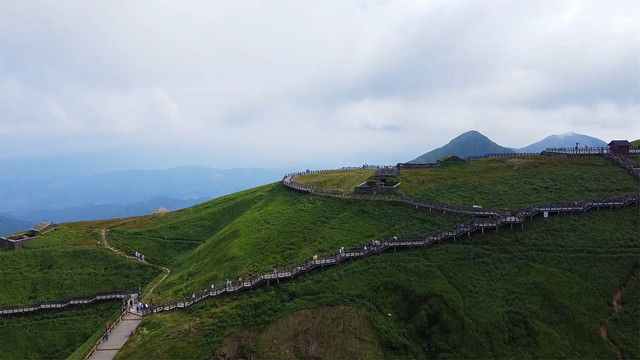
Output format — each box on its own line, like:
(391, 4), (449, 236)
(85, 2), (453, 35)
(0, 292), (134, 316)
(2, 169), (638, 317)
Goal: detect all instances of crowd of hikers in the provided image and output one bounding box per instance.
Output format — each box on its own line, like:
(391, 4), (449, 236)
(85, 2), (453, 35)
(134, 251), (145, 261)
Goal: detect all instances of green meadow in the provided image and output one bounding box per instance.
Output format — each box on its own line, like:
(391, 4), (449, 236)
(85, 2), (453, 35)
(1, 154), (638, 359)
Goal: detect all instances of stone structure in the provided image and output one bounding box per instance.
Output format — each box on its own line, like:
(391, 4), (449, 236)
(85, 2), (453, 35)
(354, 179), (401, 195)
(0, 222), (53, 250)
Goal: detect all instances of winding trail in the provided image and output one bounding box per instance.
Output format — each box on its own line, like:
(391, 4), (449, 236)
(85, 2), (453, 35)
(600, 267), (639, 360)
(100, 229), (171, 301)
(86, 229), (172, 360)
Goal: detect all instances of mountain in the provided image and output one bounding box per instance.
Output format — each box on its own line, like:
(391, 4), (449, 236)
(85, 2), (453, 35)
(408, 130), (514, 163)
(0, 215), (35, 237)
(0, 166), (286, 213)
(518, 132), (607, 153)
(8, 196), (210, 224)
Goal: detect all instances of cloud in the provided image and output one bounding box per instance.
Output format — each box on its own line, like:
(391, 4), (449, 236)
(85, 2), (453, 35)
(1, 1), (638, 168)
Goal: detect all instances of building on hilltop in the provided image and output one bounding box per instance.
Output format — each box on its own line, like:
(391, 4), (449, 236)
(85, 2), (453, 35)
(152, 207), (171, 214)
(608, 140), (630, 155)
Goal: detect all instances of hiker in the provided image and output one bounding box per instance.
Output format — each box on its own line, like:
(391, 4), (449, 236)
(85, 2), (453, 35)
(273, 268), (277, 276)
(238, 277), (242, 286)
(129, 329), (135, 337)
(106, 321), (110, 332)
(211, 284), (215, 292)
(313, 254), (317, 264)
(141, 254), (145, 261)
(104, 332), (109, 342)
(393, 236), (398, 241)
(338, 247), (342, 254)
(192, 293), (196, 301)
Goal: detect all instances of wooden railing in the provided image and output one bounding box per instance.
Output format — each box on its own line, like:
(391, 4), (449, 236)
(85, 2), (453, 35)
(139, 188), (638, 315)
(0, 291), (134, 316)
(3, 169), (638, 317)
(604, 152), (640, 180)
(465, 152), (539, 160)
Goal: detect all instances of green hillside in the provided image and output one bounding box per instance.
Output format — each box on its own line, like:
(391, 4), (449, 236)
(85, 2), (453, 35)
(1, 154), (638, 359)
(296, 156), (638, 209)
(116, 206), (639, 359)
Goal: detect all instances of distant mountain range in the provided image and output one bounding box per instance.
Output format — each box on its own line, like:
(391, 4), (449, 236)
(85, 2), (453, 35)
(517, 133), (607, 153)
(3, 196), (210, 226)
(0, 167), (286, 213)
(0, 166), (287, 230)
(408, 131), (609, 164)
(0, 215), (36, 237)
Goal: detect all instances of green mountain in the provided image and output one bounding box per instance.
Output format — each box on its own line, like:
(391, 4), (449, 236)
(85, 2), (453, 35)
(1, 155), (639, 359)
(408, 130), (514, 163)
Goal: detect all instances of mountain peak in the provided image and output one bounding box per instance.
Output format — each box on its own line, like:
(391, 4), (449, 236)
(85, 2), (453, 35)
(519, 133), (606, 153)
(408, 130), (513, 164)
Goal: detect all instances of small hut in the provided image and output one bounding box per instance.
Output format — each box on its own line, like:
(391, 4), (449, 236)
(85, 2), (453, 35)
(608, 140), (630, 155)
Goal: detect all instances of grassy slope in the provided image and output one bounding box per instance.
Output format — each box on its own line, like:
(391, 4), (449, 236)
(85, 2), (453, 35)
(608, 272), (640, 360)
(110, 184), (466, 301)
(3, 155), (638, 359)
(293, 169), (375, 193)
(296, 156), (638, 209)
(0, 221), (162, 359)
(0, 221), (161, 306)
(117, 206), (639, 359)
(0, 302), (120, 360)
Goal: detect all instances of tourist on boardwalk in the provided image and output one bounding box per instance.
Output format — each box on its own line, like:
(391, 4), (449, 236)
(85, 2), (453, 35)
(238, 277), (242, 285)
(211, 284), (215, 292)
(141, 254), (145, 261)
(273, 268), (277, 276)
(192, 293), (196, 301)
(104, 332), (109, 342)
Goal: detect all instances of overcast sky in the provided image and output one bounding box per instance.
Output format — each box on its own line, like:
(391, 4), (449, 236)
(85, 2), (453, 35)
(1, 1), (638, 170)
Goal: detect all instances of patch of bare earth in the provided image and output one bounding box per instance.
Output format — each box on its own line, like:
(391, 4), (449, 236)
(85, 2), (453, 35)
(211, 306), (383, 360)
(507, 158), (531, 170)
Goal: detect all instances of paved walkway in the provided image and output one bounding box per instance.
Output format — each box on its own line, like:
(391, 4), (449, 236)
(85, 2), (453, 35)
(89, 306), (143, 360)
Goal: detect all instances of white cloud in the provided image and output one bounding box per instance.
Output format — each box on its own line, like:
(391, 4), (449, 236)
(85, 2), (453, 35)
(1, 1), (638, 167)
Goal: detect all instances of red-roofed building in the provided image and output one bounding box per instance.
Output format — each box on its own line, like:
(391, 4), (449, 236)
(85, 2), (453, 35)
(608, 140), (630, 155)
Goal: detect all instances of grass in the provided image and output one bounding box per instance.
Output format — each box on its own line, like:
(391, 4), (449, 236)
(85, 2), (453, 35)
(0, 302), (121, 360)
(0, 246), (161, 306)
(295, 156), (639, 209)
(116, 203), (639, 359)
(2, 156), (638, 359)
(293, 169), (375, 193)
(608, 271), (640, 360)
(108, 184), (466, 301)
(0, 221), (162, 307)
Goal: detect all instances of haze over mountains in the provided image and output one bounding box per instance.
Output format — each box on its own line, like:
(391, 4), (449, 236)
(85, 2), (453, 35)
(0, 167), (287, 236)
(0, 130), (616, 236)
(408, 131), (610, 164)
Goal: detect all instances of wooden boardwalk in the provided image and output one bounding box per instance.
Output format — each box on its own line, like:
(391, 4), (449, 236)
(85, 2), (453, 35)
(2, 166), (638, 318)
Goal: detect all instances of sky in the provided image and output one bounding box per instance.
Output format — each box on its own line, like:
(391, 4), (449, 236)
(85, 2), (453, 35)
(1, 0), (638, 171)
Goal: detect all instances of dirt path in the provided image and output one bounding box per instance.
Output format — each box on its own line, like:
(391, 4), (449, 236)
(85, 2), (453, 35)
(600, 267), (639, 360)
(100, 229), (171, 301)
